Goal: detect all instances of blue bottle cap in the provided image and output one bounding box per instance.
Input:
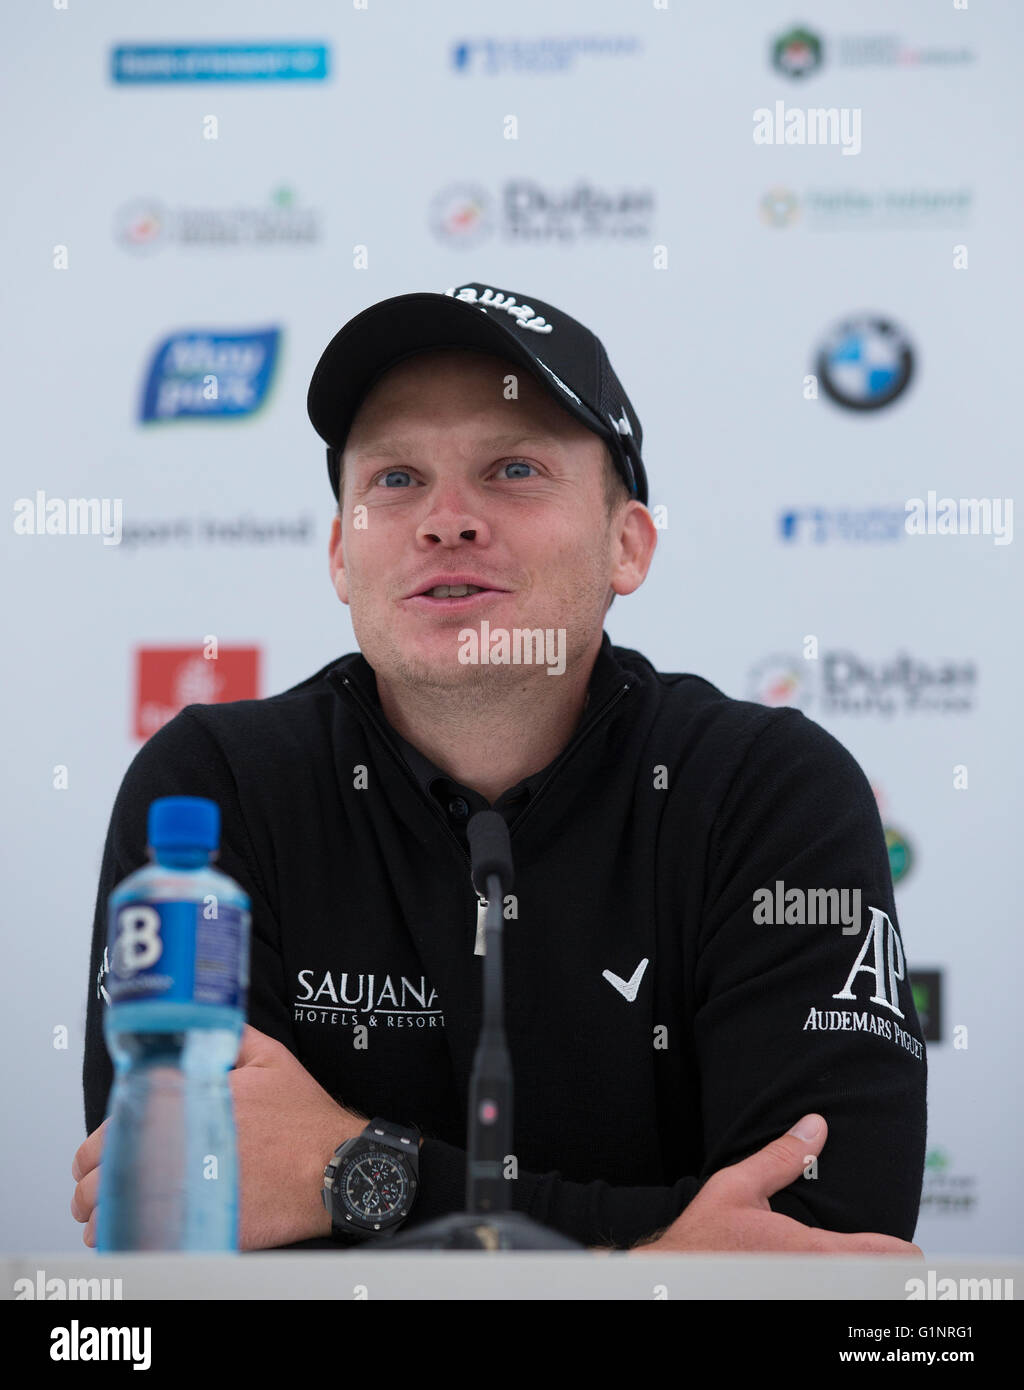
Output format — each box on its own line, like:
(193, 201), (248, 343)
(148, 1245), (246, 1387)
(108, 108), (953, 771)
(148, 796), (220, 851)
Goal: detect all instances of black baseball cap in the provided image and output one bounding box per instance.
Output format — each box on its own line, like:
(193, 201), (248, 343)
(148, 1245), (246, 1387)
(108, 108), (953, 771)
(307, 281), (648, 506)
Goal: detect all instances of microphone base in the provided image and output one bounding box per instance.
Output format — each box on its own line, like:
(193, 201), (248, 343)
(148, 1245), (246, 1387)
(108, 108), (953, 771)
(377, 1211), (582, 1251)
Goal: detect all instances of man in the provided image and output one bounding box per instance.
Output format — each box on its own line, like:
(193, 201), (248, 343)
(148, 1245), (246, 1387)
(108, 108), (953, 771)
(74, 283), (925, 1255)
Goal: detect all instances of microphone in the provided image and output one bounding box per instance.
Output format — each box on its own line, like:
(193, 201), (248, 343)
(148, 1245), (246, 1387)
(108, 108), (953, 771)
(465, 811), (513, 1217)
(381, 811), (580, 1250)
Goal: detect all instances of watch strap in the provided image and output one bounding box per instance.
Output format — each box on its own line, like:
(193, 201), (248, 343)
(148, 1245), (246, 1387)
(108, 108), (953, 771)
(366, 1117), (421, 1154)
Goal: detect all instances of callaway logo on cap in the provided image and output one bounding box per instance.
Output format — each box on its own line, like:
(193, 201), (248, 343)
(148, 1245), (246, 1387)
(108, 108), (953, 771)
(306, 282), (648, 506)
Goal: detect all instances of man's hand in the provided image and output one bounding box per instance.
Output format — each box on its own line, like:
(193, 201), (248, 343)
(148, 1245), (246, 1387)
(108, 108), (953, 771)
(71, 1024), (367, 1250)
(628, 1114), (924, 1256)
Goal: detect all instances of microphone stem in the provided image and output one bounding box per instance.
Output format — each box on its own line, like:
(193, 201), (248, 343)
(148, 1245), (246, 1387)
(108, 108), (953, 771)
(466, 871), (512, 1214)
(482, 872), (505, 1032)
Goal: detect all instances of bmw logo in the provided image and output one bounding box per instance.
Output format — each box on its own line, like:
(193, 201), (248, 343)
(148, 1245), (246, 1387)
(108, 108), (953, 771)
(816, 315), (915, 411)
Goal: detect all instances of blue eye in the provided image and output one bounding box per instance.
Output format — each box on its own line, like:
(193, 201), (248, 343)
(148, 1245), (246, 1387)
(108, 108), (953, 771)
(499, 458), (536, 479)
(371, 460), (536, 488)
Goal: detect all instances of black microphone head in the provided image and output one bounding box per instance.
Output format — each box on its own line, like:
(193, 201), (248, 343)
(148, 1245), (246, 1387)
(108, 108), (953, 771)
(467, 810), (514, 896)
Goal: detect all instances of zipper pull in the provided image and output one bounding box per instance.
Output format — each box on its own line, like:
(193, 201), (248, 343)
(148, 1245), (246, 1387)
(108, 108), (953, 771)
(474, 893), (488, 957)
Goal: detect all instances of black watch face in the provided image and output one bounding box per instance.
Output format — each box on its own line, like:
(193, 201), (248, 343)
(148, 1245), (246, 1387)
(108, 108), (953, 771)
(341, 1148), (412, 1224)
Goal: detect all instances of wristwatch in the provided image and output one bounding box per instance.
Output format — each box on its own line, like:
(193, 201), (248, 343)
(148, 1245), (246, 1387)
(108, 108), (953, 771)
(322, 1117), (421, 1241)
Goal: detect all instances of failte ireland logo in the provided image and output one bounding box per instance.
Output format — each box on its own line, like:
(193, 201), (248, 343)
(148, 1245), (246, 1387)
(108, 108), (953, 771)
(761, 187), (801, 227)
(139, 328), (280, 422)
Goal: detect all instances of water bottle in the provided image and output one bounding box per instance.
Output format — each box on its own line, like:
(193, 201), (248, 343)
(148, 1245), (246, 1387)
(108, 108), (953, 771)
(96, 796), (250, 1251)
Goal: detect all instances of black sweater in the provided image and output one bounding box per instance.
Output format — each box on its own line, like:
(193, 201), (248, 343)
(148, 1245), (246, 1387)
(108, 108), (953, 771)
(82, 633), (927, 1249)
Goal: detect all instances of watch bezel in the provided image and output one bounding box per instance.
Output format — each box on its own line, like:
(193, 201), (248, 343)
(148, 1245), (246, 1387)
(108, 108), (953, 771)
(324, 1133), (420, 1236)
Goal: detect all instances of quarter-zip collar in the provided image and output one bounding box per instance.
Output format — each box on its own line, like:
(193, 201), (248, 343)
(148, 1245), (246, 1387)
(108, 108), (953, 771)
(324, 630), (637, 1083)
(325, 629), (635, 829)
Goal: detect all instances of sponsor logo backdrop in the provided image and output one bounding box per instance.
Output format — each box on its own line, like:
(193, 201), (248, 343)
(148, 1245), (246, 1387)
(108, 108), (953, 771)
(3, 0), (1019, 1254)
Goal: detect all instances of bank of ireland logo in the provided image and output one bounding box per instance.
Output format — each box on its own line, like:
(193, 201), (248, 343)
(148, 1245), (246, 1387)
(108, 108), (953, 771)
(746, 654), (809, 709)
(771, 26), (824, 80)
(429, 184), (493, 247)
(815, 315), (915, 411)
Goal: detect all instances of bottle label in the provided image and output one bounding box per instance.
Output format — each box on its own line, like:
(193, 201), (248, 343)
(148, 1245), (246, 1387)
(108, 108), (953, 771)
(106, 899), (250, 1010)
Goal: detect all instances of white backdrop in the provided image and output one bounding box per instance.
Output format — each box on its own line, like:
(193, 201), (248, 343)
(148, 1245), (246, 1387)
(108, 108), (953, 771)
(2, 0), (1020, 1256)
